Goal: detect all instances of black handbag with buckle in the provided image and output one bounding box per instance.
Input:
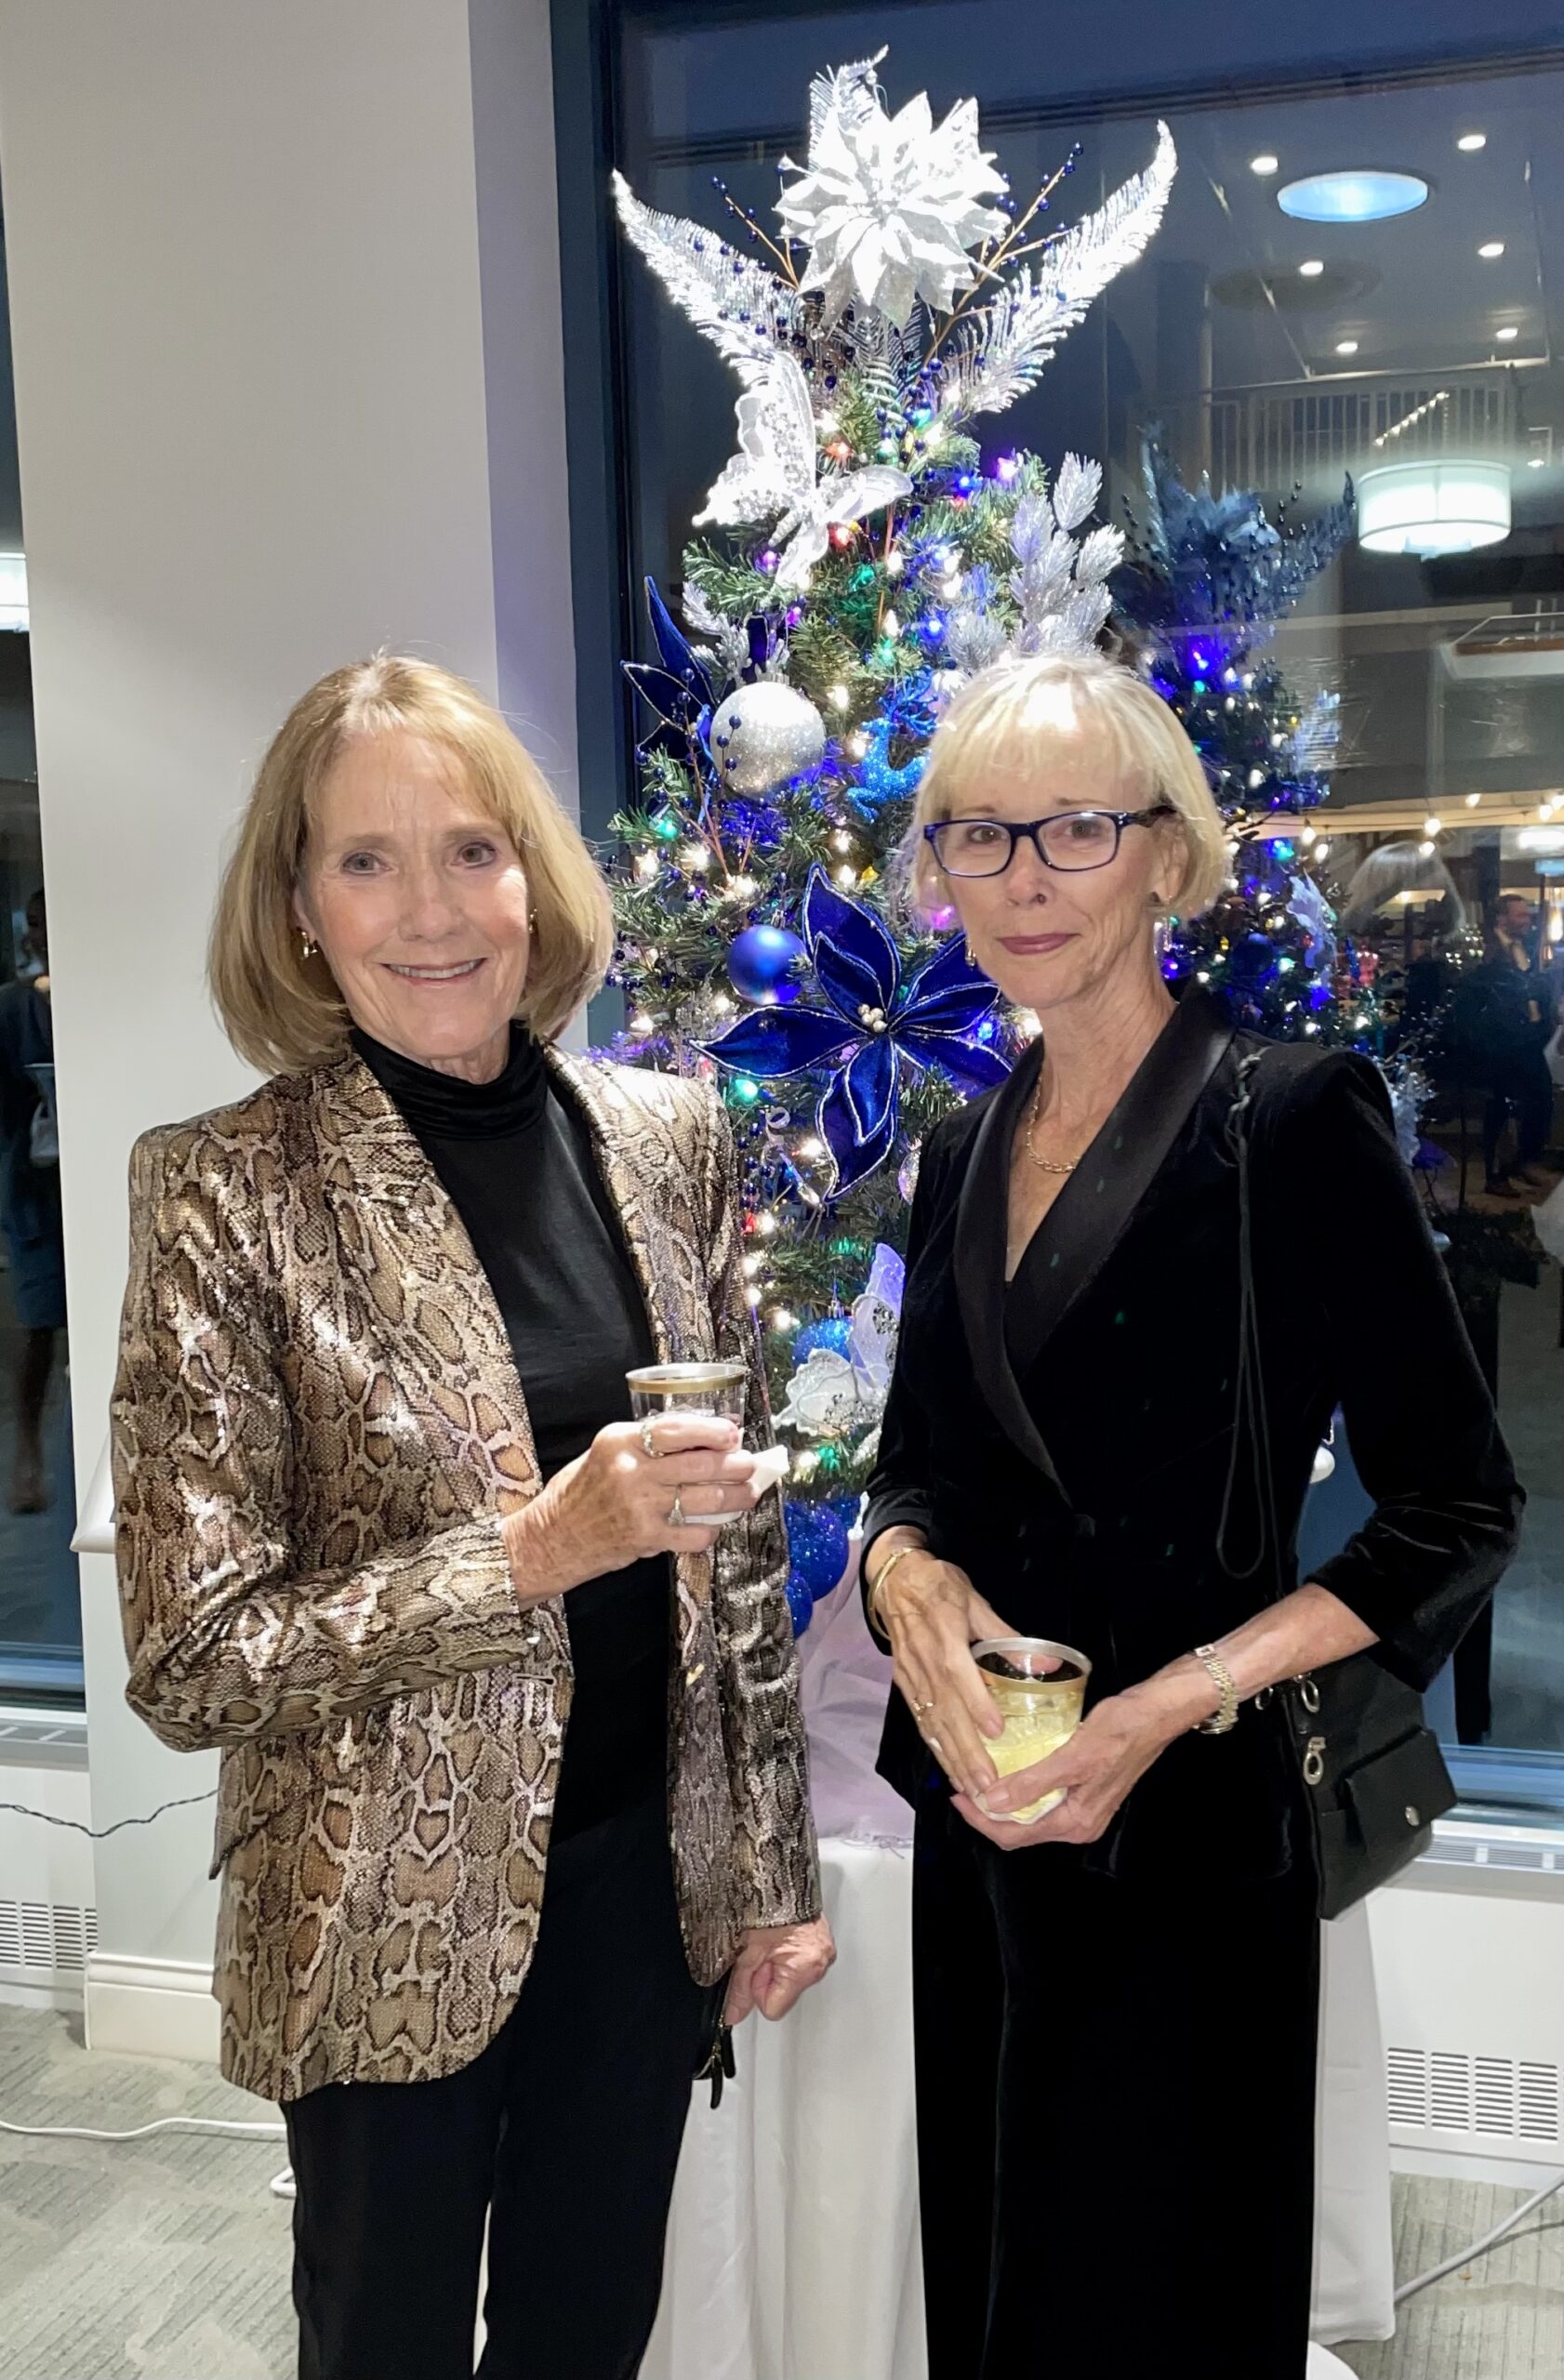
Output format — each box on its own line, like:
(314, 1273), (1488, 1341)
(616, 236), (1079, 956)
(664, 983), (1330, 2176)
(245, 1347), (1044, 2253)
(1221, 1050), (1457, 1921)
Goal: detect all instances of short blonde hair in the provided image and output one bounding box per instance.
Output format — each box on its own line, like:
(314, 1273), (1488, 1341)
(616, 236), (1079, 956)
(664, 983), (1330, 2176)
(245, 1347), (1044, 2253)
(211, 655), (613, 1075)
(905, 650), (1228, 924)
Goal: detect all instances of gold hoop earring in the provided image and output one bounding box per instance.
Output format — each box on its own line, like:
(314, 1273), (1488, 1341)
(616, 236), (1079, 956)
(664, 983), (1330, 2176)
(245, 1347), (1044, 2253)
(964, 935), (977, 965)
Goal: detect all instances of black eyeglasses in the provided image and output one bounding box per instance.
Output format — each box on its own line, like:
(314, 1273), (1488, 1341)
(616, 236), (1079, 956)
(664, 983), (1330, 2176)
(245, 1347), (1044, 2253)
(923, 805), (1175, 879)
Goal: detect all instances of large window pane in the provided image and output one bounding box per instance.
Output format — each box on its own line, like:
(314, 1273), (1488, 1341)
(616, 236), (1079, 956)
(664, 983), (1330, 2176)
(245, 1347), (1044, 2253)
(605, 16), (1564, 1805)
(0, 214), (80, 1702)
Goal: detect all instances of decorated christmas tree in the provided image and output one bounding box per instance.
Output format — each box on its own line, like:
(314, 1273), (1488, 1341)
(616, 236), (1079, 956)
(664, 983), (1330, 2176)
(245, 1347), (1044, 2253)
(1110, 434), (1369, 1045)
(604, 54), (1177, 1625)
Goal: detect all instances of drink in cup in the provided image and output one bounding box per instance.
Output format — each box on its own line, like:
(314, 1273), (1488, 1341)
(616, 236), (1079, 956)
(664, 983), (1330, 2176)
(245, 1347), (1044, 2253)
(972, 1637), (1092, 1822)
(627, 1361), (749, 1527)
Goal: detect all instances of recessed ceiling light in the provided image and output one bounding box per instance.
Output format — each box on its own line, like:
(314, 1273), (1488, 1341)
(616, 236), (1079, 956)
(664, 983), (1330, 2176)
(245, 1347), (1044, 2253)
(1334, 338), (1359, 356)
(1529, 456), (1546, 469)
(1496, 324), (1519, 341)
(1278, 169), (1428, 222)
(1251, 153), (1279, 177)
(1478, 240), (1505, 259)
(1457, 133), (1488, 153)
(1299, 259), (1325, 277)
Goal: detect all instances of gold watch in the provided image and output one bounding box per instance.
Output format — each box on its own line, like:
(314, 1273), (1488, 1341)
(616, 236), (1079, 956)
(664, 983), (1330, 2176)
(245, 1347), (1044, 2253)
(1191, 1644), (1239, 1735)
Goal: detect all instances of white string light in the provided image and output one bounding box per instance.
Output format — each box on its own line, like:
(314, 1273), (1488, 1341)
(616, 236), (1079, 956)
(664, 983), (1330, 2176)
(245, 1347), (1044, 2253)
(1372, 390), (1449, 449)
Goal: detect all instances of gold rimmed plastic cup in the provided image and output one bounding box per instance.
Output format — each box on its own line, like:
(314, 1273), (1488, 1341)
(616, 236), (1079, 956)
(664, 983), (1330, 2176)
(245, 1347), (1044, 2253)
(627, 1361), (749, 1527)
(972, 1636), (1091, 1822)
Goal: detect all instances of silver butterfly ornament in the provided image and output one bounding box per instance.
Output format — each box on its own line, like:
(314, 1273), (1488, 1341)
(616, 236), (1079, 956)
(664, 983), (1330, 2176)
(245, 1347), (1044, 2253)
(694, 354), (912, 592)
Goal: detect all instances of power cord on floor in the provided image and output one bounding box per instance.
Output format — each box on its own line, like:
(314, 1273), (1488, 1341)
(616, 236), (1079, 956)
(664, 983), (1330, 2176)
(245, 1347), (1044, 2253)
(1393, 2169), (1564, 2303)
(4, 1794), (282, 2171)
(0, 1790), (218, 1839)
(0, 2113), (284, 2143)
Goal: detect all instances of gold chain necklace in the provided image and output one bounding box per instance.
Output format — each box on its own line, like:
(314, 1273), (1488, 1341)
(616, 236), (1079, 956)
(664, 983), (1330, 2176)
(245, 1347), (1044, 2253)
(1024, 1078), (1080, 1175)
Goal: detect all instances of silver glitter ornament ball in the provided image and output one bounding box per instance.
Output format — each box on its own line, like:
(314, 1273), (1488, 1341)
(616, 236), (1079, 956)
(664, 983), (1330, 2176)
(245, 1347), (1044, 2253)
(709, 681), (826, 796)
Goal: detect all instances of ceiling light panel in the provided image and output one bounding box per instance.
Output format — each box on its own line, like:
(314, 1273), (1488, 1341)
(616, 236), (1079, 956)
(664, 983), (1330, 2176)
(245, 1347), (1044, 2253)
(1278, 170), (1429, 222)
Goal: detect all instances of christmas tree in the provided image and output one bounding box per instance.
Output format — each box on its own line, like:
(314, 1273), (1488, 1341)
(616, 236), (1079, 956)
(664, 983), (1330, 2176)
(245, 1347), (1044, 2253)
(605, 54), (1177, 1626)
(1110, 434), (1368, 1045)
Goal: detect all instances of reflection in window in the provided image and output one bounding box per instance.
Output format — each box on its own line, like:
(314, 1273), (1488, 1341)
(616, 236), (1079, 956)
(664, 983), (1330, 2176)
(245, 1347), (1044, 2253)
(0, 217), (79, 1702)
(610, 23), (1564, 1803)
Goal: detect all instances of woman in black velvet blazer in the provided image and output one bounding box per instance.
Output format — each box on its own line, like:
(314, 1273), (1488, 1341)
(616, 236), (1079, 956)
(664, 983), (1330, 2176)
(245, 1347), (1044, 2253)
(861, 652), (1520, 2380)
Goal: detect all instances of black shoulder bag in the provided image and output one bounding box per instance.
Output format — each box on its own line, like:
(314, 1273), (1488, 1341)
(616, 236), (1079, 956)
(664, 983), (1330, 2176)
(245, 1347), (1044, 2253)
(1221, 1049), (1455, 1920)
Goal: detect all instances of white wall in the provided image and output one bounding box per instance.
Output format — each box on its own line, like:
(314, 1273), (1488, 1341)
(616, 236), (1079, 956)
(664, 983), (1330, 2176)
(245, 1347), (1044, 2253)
(0, 0), (575, 2033)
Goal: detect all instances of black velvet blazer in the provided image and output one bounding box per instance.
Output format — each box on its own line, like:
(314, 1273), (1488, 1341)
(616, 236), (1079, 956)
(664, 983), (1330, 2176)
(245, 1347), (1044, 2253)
(863, 988), (1523, 1884)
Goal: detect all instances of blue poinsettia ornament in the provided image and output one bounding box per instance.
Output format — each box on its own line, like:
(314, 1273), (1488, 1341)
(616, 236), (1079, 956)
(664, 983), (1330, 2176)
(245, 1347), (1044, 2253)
(622, 577), (717, 774)
(698, 867), (1004, 1192)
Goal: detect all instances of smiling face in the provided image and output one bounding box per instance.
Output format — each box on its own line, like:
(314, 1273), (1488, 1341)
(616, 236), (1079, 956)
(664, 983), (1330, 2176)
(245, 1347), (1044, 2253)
(294, 730), (532, 1080)
(933, 695), (1182, 1017)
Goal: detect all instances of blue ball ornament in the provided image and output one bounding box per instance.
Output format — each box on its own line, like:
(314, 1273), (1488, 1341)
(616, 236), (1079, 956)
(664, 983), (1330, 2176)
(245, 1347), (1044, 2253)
(1228, 931), (1278, 988)
(785, 1569), (815, 1636)
(729, 923), (806, 1007)
(793, 1315), (853, 1364)
(784, 1498), (851, 1604)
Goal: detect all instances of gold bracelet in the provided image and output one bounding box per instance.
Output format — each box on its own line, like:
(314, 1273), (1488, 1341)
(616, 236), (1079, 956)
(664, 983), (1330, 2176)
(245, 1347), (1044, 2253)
(865, 1544), (921, 1641)
(1191, 1644), (1239, 1736)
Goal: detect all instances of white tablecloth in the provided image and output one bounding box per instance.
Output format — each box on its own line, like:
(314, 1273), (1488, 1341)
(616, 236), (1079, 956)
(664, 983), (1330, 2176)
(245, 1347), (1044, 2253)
(645, 1568), (1396, 2378)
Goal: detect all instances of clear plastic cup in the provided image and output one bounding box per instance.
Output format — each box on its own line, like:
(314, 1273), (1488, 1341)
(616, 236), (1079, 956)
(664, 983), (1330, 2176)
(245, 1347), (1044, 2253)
(627, 1361), (749, 1527)
(972, 1636), (1092, 1821)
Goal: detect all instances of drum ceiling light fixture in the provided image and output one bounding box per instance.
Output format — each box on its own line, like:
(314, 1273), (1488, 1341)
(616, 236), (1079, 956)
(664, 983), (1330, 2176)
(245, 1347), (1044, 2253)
(1277, 169), (1429, 222)
(1357, 458), (1512, 557)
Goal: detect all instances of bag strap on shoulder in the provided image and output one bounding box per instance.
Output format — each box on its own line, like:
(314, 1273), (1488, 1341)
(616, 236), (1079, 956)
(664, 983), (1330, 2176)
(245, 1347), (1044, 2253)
(1214, 1040), (1335, 1593)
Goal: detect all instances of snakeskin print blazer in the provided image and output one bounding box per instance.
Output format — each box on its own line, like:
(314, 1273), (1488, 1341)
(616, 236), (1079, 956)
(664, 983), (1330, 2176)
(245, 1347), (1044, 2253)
(112, 1044), (819, 2103)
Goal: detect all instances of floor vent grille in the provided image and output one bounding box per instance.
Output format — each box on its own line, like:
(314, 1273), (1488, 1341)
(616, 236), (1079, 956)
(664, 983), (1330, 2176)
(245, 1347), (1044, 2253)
(0, 1897), (98, 1975)
(1387, 2045), (1562, 2149)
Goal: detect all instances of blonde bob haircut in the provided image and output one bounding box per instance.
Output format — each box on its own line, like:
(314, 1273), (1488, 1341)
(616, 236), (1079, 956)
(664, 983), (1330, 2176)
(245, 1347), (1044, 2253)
(211, 654), (613, 1076)
(904, 649), (1228, 926)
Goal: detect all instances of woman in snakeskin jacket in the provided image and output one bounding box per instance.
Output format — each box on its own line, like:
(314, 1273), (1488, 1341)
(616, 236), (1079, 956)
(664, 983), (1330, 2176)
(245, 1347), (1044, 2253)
(112, 654), (831, 2380)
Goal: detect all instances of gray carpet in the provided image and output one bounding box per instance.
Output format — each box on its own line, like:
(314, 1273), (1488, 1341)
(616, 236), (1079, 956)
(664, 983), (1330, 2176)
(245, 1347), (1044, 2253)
(1, 2003), (1560, 2377)
(1338, 2175), (1564, 2380)
(0, 2003), (292, 2377)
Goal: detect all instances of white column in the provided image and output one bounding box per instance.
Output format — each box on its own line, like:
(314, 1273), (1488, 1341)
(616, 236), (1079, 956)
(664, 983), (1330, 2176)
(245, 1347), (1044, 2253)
(0, 0), (573, 2054)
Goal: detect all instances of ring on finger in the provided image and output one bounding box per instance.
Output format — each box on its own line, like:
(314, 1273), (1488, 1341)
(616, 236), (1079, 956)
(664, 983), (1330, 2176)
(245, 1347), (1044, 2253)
(669, 1490), (684, 1527)
(911, 1696), (934, 1717)
(640, 1416), (659, 1460)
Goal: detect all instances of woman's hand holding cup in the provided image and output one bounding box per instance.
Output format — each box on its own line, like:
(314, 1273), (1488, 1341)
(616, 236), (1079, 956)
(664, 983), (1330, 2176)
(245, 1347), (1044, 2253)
(503, 1414), (761, 1601)
(872, 1534), (1013, 1804)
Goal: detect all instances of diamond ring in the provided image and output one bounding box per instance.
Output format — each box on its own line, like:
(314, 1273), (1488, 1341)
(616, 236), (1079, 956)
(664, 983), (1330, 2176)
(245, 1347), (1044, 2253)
(669, 1491), (685, 1527)
(640, 1416), (659, 1460)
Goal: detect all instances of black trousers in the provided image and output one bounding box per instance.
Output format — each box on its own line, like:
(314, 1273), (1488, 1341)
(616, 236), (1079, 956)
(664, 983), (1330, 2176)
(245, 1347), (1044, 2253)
(1483, 1044), (1554, 1175)
(912, 1793), (1321, 2380)
(283, 1797), (714, 2380)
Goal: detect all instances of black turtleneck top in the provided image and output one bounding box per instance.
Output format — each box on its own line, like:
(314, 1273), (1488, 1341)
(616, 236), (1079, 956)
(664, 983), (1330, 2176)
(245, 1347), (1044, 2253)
(351, 1026), (669, 1842)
